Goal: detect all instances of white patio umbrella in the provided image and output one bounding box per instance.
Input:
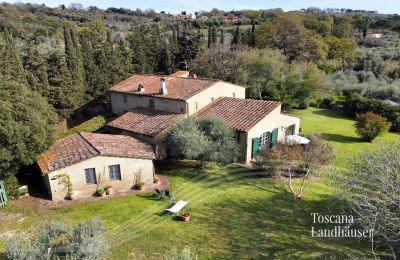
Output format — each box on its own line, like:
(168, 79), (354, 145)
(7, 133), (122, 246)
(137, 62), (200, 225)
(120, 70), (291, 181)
(284, 135), (310, 145)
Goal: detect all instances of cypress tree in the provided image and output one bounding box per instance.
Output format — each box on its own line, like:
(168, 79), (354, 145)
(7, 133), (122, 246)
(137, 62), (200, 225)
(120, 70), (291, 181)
(250, 22), (256, 47)
(207, 26), (212, 48)
(116, 40), (133, 80)
(235, 26), (242, 45)
(23, 41), (50, 96)
(220, 29), (225, 45)
(64, 26), (84, 89)
(47, 52), (80, 117)
(172, 27), (177, 44)
(0, 30), (27, 84)
(158, 46), (172, 74)
(79, 31), (102, 100)
(212, 27), (217, 44)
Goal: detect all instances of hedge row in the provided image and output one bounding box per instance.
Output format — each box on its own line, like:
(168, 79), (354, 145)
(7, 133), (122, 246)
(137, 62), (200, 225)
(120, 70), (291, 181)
(344, 93), (400, 132)
(58, 115), (106, 139)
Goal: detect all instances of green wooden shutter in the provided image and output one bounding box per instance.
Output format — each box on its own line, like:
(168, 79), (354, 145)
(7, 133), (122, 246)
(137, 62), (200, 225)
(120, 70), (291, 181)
(0, 180), (8, 208)
(291, 124), (296, 135)
(270, 128), (278, 149)
(251, 137), (261, 158)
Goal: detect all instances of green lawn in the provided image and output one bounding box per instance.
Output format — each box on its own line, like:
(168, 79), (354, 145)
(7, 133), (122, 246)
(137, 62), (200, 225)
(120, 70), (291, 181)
(1, 107), (398, 259)
(292, 107), (400, 167)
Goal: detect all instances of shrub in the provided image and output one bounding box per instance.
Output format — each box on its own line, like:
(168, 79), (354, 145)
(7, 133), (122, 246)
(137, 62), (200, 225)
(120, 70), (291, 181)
(58, 115), (106, 139)
(163, 247), (198, 260)
(344, 93), (400, 131)
(4, 175), (20, 199)
(355, 112), (391, 142)
(251, 148), (280, 176)
(6, 218), (108, 260)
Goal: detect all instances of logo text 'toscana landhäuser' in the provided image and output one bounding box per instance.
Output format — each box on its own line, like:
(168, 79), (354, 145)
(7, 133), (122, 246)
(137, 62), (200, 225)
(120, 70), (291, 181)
(311, 213), (373, 238)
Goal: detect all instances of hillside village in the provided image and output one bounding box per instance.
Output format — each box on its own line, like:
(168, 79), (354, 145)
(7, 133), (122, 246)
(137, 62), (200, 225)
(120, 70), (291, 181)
(1, 2), (400, 259)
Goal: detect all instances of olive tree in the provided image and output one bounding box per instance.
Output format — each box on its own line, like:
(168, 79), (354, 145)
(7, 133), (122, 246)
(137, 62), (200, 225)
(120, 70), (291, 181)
(6, 218), (109, 260)
(261, 134), (334, 199)
(167, 117), (239, 169)
(334, 141), (400, 258)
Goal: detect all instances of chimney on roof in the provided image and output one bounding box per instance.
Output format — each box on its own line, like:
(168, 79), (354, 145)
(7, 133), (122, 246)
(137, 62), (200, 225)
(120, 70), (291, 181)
(160, 78), (167, 95)
(138, 84), (145, 92)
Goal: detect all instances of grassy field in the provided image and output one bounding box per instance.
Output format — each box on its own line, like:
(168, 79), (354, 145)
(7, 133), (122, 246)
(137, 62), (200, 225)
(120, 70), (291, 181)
(1, 107), (398, 259)
(292, 107), (400, 167)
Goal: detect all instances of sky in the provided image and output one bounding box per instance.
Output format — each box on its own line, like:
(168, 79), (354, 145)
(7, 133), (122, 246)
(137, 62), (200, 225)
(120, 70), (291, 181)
(9, 0), (400, 14)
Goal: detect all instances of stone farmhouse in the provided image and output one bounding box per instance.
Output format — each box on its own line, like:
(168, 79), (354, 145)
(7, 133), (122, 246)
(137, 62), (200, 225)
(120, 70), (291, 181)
(37, 71), (300, 200)
(107, 71), (300, 163)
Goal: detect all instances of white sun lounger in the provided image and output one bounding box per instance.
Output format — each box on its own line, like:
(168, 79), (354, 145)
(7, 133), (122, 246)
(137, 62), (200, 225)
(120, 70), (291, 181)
(165, 200), (188, 214)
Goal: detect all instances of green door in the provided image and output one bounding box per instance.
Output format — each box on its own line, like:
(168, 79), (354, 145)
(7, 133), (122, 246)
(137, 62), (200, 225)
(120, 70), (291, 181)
(270, 128), (278, 149)
(291, 124), (296, 135)
(251, 137), (261, 158)
(0, 180), (8, 208)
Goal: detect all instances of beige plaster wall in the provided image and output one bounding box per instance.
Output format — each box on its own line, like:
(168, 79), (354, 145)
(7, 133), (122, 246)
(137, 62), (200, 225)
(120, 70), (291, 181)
(45, 156), (154, 201)
(186, 82), (246, 115)
(243, 105), (301, 163)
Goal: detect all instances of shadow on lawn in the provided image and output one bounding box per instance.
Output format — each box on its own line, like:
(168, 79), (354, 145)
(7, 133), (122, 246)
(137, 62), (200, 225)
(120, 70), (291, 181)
(321, 133), (361, 144)
(311, 108), (351, 120)
(197, 191), (372, 259)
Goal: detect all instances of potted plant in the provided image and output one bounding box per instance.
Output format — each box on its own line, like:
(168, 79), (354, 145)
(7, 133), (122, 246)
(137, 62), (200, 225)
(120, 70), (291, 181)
(136, 181), (145, 191)
(153, 177), (161, 184)
(181, 212), (191, 222)
(69, 190), (79, 200)
(56, 174), (77, 200)
(105, 185), (114, 195)
(97, 189), (106, 197)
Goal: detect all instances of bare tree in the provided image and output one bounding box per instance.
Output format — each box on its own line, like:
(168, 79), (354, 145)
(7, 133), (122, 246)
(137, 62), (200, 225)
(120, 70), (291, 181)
(334, 141), (400, 258)
(68, 3), (83, 10)
(266, 134), (334, 199)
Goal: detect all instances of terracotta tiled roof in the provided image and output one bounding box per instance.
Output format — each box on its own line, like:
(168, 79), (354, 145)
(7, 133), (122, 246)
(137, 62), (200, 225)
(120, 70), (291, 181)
(109, 74), (217, 100)
(107, 108), (186, 136)
(37, 133), (155, 174)
(194, 97), (281, 132)
(169, 70), (190, 77)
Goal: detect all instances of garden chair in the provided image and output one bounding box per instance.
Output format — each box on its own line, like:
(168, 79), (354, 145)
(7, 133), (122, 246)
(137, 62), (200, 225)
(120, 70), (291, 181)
(154, 189), (166, 200)
(165, 190), (175, 201)
(165, 200), (188, 214)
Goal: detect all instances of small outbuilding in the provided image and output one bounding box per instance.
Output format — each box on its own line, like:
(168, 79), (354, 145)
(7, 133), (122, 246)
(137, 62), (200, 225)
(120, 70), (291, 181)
(37, 133), (156, 201)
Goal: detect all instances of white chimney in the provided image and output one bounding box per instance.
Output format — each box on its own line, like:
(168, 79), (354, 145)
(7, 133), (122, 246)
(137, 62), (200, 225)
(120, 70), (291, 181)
(160, 78), (167, 94)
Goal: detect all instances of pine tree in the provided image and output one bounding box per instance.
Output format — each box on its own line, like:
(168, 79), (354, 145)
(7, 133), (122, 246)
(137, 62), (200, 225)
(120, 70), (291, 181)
(0, 30), (27, 84)
(23, 41), (50, 96)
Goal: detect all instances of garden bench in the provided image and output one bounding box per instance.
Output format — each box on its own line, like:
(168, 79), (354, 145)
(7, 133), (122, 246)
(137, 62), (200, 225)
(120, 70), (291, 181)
(165, 200), (188, 214)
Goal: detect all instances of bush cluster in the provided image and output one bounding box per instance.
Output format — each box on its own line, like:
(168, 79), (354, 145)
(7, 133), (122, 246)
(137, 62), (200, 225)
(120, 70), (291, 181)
(344, 93), (400, 131)
(355, 112), (391, 141)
